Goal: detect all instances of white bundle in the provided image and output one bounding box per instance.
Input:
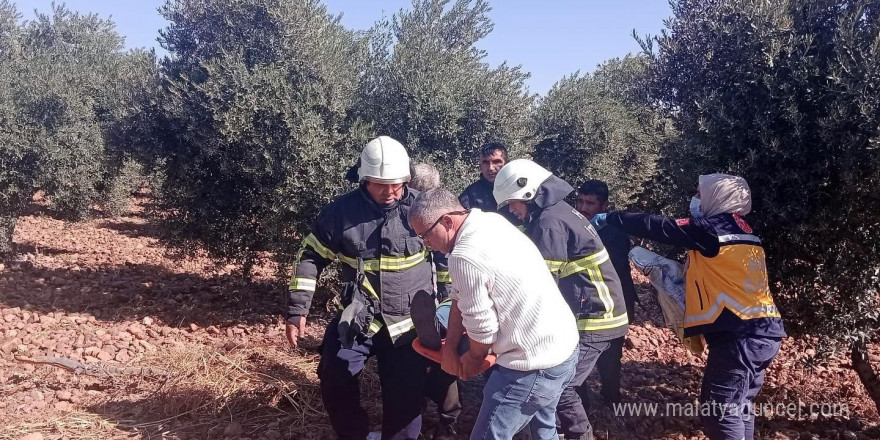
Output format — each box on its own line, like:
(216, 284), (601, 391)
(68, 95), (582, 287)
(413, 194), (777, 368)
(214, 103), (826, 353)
(629, 246), (704, 355)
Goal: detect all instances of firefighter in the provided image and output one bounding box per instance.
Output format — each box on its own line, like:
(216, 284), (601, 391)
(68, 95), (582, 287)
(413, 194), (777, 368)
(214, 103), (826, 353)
(592, 173), (786, 440)
(286, 136), (432, 440)
(493, 159), (629, 440)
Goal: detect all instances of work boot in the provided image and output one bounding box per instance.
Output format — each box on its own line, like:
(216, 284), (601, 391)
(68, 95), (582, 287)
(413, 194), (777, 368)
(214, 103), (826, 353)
(433, 423), (457, 440)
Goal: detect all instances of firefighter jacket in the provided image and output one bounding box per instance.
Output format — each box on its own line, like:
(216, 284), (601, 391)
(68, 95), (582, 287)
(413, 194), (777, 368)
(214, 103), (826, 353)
(433, 251), (452, 302)
(287, 185), (433, 342)
(606, 211), (786, 338)
(459, 175), (497, 212)
(525, 176), (629, 341)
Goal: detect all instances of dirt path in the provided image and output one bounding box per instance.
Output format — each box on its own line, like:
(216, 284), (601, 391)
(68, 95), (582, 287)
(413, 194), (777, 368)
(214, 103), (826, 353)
(0, 197), (877, 440)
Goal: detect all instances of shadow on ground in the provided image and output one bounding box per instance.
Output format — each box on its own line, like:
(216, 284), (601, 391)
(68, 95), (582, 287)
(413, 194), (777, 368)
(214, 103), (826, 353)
(0, 261), (283, 329)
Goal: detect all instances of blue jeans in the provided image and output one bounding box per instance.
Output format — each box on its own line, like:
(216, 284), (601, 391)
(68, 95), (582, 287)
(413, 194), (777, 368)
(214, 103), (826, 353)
(471, 349), (578, 440)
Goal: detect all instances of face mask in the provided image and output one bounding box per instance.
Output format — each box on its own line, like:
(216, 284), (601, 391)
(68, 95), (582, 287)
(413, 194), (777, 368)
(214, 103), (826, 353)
(689, 196), (703, 218)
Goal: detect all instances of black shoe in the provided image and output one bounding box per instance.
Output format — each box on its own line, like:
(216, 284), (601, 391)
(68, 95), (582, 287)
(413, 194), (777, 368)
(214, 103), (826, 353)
(433, 423), (457, 440)
(412, 290), (443, 350)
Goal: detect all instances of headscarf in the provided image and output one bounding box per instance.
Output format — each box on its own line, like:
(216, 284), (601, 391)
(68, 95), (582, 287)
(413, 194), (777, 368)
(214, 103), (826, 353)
(697, 173), (752, 217)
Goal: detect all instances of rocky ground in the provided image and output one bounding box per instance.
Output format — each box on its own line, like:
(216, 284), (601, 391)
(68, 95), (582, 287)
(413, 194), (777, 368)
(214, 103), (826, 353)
(0, 196), (878, 440)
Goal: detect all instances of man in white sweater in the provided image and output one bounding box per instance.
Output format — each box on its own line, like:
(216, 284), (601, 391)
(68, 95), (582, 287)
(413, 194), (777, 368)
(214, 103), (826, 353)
(410, 188), (579, 440)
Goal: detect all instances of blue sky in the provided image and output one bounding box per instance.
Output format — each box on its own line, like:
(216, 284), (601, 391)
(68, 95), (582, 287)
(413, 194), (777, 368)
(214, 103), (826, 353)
(16, 0), (671, 95)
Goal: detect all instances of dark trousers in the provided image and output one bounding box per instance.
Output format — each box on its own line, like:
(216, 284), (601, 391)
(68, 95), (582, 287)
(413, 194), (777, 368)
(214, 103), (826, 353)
(425, 365), (462, 426)
(317, 316), (428, 440)
(623, 289), (637, 324)
(557, 335), (612, 440)
(595, 336), (624, 404)
(700, 332), (781, 440)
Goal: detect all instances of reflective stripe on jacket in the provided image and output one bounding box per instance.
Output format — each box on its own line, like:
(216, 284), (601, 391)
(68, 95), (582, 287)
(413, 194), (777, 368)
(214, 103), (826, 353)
(287, 186), (433, 341)
(525, 176), (629, 341)
(607, 211), (786, 338)
(684, 218), (782, 330)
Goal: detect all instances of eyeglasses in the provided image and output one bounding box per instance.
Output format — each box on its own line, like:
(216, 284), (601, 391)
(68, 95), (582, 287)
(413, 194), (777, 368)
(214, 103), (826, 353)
(417, 210), (468, 240)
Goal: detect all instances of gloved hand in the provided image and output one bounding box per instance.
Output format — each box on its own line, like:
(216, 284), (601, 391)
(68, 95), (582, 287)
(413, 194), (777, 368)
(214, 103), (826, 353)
(339, 295), (373, 349)
(590, 212), (608, 230)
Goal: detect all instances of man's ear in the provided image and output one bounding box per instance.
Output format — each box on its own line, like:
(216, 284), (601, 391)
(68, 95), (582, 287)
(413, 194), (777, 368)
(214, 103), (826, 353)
(442, 214), (455, 228)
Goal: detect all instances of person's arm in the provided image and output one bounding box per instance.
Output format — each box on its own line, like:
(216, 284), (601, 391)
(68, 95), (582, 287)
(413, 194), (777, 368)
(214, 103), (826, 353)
(458, 189), (473, 210)
(529, 224), (569, 283)
(441, 300), (465, 377)
(285, 207), (337, 348)
(606, 211), (719, 256)
(603, 227), (637, 295)
(433, 251), (452, 301)
(449, 257), (498, 345)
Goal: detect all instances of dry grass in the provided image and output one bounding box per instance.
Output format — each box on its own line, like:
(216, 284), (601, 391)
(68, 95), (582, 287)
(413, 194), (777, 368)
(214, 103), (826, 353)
(0, 340), (384, 440)
(3, 196), (878, 440)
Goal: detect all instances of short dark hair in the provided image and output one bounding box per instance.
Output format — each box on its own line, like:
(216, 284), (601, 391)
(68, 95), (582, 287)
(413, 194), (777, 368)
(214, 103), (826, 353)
(479, 142), (508, 161)
(578, 179), (609, 204)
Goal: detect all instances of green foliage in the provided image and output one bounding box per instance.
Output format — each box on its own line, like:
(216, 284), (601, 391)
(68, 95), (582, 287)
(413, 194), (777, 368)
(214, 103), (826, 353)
(7, 4), (110, 220)
(643, 0), (880, 351)
(533, 56), (671, 208)
(0, 3), (155, 256)
(356, 0), (535, 194)
(102, 158), (147, 217)
(155, 0), (370, 272)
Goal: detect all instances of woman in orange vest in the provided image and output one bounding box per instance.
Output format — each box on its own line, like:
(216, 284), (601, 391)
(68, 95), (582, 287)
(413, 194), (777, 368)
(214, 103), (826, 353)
(592, 173), (785, 440)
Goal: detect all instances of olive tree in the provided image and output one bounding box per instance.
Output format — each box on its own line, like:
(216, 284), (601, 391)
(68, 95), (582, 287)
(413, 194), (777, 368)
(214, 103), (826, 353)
(355, 0), (535, 194)
(155, 0), (370, 274)
(641, 0), (880, 409)
(532, 55), (671, 208)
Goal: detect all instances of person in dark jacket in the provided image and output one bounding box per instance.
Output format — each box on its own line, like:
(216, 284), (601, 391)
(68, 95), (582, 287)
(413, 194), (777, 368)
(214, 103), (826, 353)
(576, 179), (637, 404)
(592, 173), (786, 440)
(287, 136), (432, 440)
(458, 142), (508, 211)
(494, 159), (629, 440)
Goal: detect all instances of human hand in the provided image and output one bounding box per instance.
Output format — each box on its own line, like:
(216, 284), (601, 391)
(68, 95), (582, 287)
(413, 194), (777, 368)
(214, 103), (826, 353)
(285, 316), (307, 349)
(590, 212), (607, 230)
(459, 351), (485, 380)
(440, 341), (462, 377)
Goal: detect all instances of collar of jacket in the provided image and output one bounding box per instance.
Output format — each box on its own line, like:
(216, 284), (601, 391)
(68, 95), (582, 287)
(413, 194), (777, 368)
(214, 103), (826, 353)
(477, 174), (493, 189)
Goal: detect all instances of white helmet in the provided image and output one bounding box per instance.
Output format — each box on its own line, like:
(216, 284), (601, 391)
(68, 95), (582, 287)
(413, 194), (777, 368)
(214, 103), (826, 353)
(493, 159), (553, 207)
(358, 136), (411, 184)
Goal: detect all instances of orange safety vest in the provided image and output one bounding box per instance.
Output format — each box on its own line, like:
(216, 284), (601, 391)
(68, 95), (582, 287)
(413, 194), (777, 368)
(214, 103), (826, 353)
(684, 233), (781, 328)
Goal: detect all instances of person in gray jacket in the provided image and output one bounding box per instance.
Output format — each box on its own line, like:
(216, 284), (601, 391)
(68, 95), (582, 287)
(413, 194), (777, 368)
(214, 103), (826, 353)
(494, 160), (629, 440)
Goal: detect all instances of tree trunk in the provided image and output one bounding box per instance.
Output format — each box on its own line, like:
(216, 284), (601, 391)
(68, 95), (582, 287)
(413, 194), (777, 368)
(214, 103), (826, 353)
(241, 255), (255, 281)
(0, 214), (15, 258)
(852, 339), (880, 415)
